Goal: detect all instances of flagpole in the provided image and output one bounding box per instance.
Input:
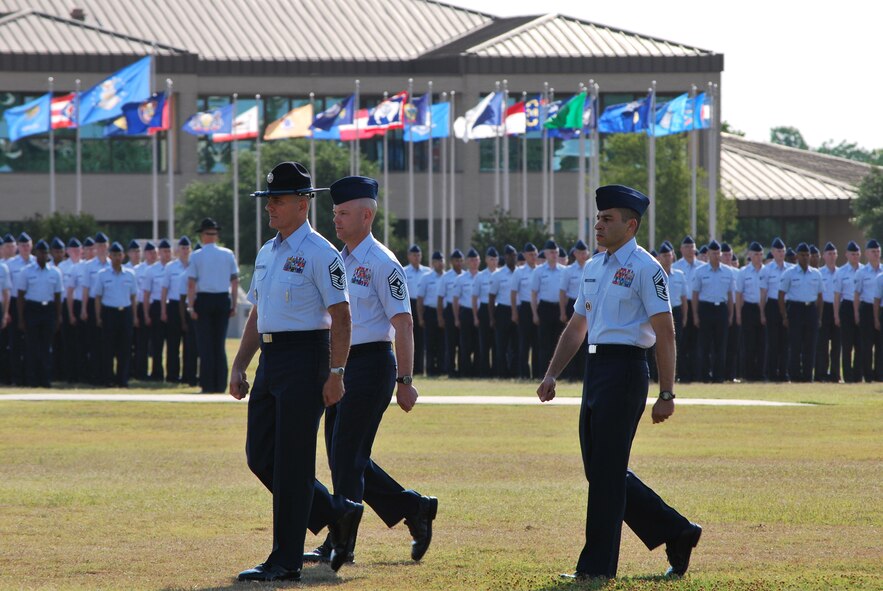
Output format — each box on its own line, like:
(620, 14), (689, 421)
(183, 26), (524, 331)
(502, 80), (510, 213)
(521, 90), (527, 227)
(427, 81), (434, 253)
(255, 93), (262, 253)
(577, 83), (586, 243)
(690, 84), (698, 237)
(167, 78), (175, 239)
(232, 92), (240, 261)
(542, 81), (549, 226)
(589, 81), (600, 252)
(382, 91), (390, 245)
(48, 77), (56, 214)
(494, 80), (500, 209)
(440, 91), (448, 257)
(449, 90), (456, 250)
(75, 78), (82, 214)
(309, 92), (317, 228)
(548, 87), (555, 236)
(407, 78), (415, 246)
(648, 81), (657, 249)
(354, 79), (360, 176)
(709, 82), (718, 240)
(150, 46), (158, 240)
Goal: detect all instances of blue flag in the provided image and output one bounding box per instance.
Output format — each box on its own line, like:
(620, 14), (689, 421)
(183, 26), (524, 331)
(404, 103), (450, 142)
(182, 104), (234, 136)
(122, 93), (166, 135)
(310, 95), (354, 131)
(79, 56), (152, 126)
(405, 93), (431, 127)
(598, 94), (652, 134)
(653, 92), (712, 137)
(103, 116), (128, 137)
(471, 91), (504, 129)
(3, 93), (51, 142)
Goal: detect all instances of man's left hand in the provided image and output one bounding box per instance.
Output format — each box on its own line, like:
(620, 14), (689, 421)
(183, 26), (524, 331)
(396, 383), (418, 412)
(323, 374), (345, 407)
(651, 398), (675, 423)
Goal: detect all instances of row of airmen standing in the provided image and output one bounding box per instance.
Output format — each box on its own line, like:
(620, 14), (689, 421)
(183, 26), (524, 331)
(0, 218), (238, 391)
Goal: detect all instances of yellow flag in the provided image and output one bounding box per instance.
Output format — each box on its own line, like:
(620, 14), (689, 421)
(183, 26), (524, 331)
(263, 104), (314, 140)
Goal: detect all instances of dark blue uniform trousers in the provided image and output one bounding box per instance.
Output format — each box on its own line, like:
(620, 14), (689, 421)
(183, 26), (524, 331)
(195, 293), (231, 393)
(839, 300), (861, 383)
(517, 301), (538, 379)
(422, 306), (443, 376)
(740, 302), (765, 381)
(24, 301), (57, 388)
(764, 300), (788, 381)
(815, 302), (840, 382)
(101, 306), (134, 386)
(537, 301), (562, 377)
(309, 346), (420, 536)
(410, 298), (424, 374)
(786, 301), (819, 382)
(132, 303), (149, 380)
(476, 303), (493, 377)
(578, 348), (690, 577)
(86, 297), (104, 385)
(858, 302), (880, 382)
(458, 306), (477, 377)
(148, 301), (165, 380)
(442, 304), (459, 377)
(696, 302), (729, 382)
(246, 331), (330, 571)
(493, 304), (517, 378)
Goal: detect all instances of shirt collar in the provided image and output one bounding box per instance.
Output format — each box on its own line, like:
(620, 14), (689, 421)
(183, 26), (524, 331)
(342, 233), (375, 264)
(274, 220), (312, 253)
(608, 237), (637, 266)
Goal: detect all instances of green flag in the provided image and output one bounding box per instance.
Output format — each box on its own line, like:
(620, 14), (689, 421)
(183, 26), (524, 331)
(544, 91), (587, 130)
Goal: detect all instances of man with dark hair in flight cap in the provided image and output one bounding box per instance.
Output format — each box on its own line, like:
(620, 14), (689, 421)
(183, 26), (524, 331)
(453, 248), (480, 377)
(511, 242), (539, 379)
(7, 232), (35, 385)
(473, 246), (499, 377)
(489, 244), (518, 377)
(559, 240), (590, 380)
(720, 243), (740, 381)
(672, 236), (703, 382)
(404, 244), (430, 375)
(17, 240), (63, 388)
(538, 185), (700, 581)
(144, 238), (172, 381)
(162, 237), (193, 384)
(778, 243), (823, 382)
(691, 240), (736, 383)
(736, 242), (766, 381)
(94, 242), (139, 387)
(834, 241), (862, 382)
(63, 237), (85, 383)
(48, 237), (67, 381)
(80, 232), (112, 385)
(816, 242), (840, 382)
(853, 239), (882, 381)
(759, 238), (792, 381)
(532, 239), (565, 377)
(416, 251), (445, 376)
(437, 249), (463, 377)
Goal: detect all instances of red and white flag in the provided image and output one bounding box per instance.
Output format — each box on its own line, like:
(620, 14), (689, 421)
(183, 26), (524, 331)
(212, 106), (258, 142)
(51, 93), (77, 129)
(339, 108), (387, 141)
(505, 101), (526, 135)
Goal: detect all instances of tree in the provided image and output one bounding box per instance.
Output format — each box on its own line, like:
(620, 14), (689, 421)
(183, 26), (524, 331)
(10, 211), (105, 243)
(817, 140), (883, 166)
(471, 208), (576, 256)
(721, 121), (746, 136)
(852, 168), (883, 240)
(176, 139), (405, 264)
(601, 133), (737, 247)
(769, 126), (809, 150)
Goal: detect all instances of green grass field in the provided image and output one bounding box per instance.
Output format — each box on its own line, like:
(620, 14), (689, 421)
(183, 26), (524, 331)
(1, 343), (881, 590)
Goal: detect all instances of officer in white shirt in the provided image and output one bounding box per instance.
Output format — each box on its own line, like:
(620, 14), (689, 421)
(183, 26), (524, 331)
(162, 236), (193, 384)
(416, 251), (445, 376)
(489, 245), (517, 377)
(531, 239), (565, 377)
(80, 232), (112, 385)
(436, 249), (463, 377)
(816, 242), (840, 382)
(778, 243), (823, 382)
(853, 239), (882, 382)
(7, 232), (35, 385)
(93, 242), (139, 387)
(510, 242), (538, 379)
(759, 237), (792, 381)
(404, 244), (431, 375)
(833, 240), (862, 382)
(454, 248), (480, 377)
(691, 240), (736, 383)
(735, 242), (766, 381)
(143, 238), (171, 381)
(472, 247), (498, 377)
(17, 240), (63, 387)
(672, 236), (704, 382)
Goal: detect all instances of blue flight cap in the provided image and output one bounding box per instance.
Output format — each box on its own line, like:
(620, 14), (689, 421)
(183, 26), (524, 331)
(193, 243), (202, 251)
(721, 242), (732, 253)
(523, 242), (537, 253)
(504, 244), (517, 255)
(178, 236), (192, 247)
(574, 239), (588, 251)
(329, 175), (378, 204)
(128, 239), (140, 250)
(866, 239), (880, 249)
(466, 247), (479, 258)
(431, 250), (443, 261)
(771, 237), (786, 249)
(699, 245), (709, 254)
(517, 252), (525, 262)
(748, 241), (763, 252)
(785, 247), (796, 257)
(662, 240), (674, 250)
(252, 161), (328, 197)
(707, 240), (721, 251)
(557, 246), (566, 258)
(158, 239), (172, 249)
(51, 237), (65, 250)
(67, 237), (82, 248)
(846, 240), (860, 252)
(765, 250), (773, 260)
(595, 184), (649, 216)
(824, 242), (836, 252)
(94, 231), (109, 243)
(542, 239), (558, 251)
(538, 251), (546, 260)
(82, 236), (95, 247)
(450, 249), (463, 259)
(486, 246), (499, 257)
(17, 232), (31, 243)
(796, 242), (809, 253)
(650, 249), (658, 257)
(408, 244), (421, 254)
(659, 242), (673, 254)
(109, 241), (124, 253)
(3, 233), (14, 244)
(681, 235), (695, 245)
(809, 244), (820, 255)
(568, 247), (575, 257)
(33, 239), (49, 251)
(144, 241), (156, 252)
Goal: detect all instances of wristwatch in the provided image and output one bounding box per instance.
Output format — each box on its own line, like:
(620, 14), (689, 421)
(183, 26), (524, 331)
(659, 390), (675, 401)
(396, 375), (413, 385)
(330, 367), (345, 377)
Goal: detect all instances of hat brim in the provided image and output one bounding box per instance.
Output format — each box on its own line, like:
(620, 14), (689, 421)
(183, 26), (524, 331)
(251, 187), (329, 198)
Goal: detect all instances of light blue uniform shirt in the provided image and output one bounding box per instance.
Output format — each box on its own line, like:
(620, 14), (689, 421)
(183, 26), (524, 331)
(574, 238), (671, 348)
(16, 263), (63, 302)
(488, 266), (515, 306)
(162, 259), (189, 301)
(247, 221), (348, 333)
(67, 260), (88, 301)
(560, 262), (586, 300)
(7, 254), (35, 295)
(779, 265), (823, 303)
(736, 264), (764, 304)
(188, 242), (239, 294)
(854, 263), (883, 304)
(143, 261), (167, 303)
(132, 261), (150, 294)
(691, 263), (736, 304)
(667, 268), (688, 307)
(530, 262), (564, 303)
(94, 267), (138, 308)
(437, 269), (461, 307)
(473, 268), (495, 305)
(759, 261), (792, 301)
(342, 233), (410, 345)
(80, 257), (111, 297)
(0, 261), (11, 292)
(56, 258), (75, 300)
(819, 265), (838, 304)
(672, 256), (705, 288)
(509, 264), (535, 305)
(404, 263), (431, 301)
(416, 270), (443, 308)
(454, 270), (478, 307)
(833, 263), (860, 302)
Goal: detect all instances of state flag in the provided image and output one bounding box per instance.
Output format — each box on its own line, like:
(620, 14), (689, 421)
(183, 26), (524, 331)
(51, 93), (77, 129)
(264, 104), (313, 140)
(212, 106), (259, 142)
(79, 56), (152, 125)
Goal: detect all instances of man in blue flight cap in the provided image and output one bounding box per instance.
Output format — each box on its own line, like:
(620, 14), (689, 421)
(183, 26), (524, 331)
(778, 243), (823, 382)
(538, 185), (701, 581)
(404, 244), (431, 375)
(489, 244), (518, 377)
(416, 251), (445, 376)
(17, 240), (63, 387)
(816, 242), (840, 382)
(834, 240), (862, 382)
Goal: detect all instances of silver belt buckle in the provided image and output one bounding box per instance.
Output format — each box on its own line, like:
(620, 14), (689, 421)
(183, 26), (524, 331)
(41, 301), (50, 306)
(588, 344), (597, 354)
(262, 333), (272, 343)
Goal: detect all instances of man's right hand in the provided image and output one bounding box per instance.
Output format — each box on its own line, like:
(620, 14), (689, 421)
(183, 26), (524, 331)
(229, 367), (250, 400)
(537, 376), (556, 402)
(323, 374), (345, 407)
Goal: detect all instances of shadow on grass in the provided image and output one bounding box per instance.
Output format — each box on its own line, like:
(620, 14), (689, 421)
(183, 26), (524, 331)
(529, 573), (684, 591)
(162, 566), (356, 590)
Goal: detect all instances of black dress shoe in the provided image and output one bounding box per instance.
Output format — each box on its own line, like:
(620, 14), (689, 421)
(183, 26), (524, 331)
(237, 563), (301, 581)
(405, 495), (438, 561)
(664, 522), (702, 577)
(328, 500), (364, 572)
(303, 539), (332, 564)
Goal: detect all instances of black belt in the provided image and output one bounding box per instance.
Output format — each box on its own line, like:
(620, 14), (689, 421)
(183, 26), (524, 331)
(788, 301), (817, 307)
(587, 344), (646, 359)
(260, 329), (329, 345)
(699, 300), (727, 307)
(349, 341), (392, 357)
(103, 305), (132, 311)
(25, 300), (53, 307)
